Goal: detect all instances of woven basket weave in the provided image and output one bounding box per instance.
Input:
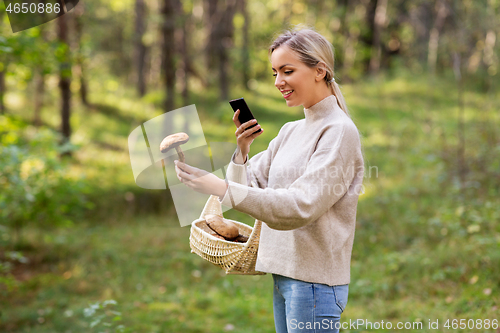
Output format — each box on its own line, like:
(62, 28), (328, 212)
(189, 191), (265, 275)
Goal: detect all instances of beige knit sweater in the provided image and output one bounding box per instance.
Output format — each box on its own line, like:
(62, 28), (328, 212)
(219, 94), (364, 286)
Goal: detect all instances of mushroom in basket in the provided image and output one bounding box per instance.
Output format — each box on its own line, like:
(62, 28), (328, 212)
(205, 214), (249, 243)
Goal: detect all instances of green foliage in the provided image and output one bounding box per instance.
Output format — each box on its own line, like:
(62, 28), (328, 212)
(0, 250), (27, 292)
(0, 21), (68, 92)
(0, 260), (16, 292)
(0, 115), (92, 240)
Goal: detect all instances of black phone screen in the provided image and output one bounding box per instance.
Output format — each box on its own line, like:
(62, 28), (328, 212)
(229, 97), (261, 133)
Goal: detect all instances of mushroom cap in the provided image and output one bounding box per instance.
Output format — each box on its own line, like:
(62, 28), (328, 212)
(160, 132), (189, 153)
(205, 214), (223, 224)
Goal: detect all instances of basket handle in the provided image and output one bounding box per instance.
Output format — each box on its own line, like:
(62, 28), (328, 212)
(199, 180), (260, 221)
(199, 195), (223, 219)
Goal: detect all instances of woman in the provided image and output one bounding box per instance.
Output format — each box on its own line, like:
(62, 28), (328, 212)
(175, 27), (364, 333)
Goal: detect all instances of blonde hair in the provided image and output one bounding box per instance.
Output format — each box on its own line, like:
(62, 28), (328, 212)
(268, 26), (351, 119)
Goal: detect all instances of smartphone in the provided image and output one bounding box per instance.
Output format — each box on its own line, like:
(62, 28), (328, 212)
(229, 97), (261, 133)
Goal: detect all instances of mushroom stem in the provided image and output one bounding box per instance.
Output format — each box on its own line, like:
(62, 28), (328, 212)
(175, 146), (185, 163)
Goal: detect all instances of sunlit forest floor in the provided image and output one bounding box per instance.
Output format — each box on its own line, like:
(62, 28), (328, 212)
(1, 70), (499, 332)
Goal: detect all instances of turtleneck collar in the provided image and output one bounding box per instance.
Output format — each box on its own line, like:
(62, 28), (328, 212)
(303, 94), (339, 122)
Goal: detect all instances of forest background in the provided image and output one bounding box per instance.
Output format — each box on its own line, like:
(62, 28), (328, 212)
(0, 0), (499, 332)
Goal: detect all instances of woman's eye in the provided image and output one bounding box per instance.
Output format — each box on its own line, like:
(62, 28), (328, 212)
(272, 71), (292, 77)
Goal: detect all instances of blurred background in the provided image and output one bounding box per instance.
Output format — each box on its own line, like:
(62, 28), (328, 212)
(0, 0), (499, 332)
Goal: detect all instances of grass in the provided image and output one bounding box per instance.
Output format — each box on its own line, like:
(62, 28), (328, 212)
(1, 68), (499, 332)
(2, 216), (275, 332)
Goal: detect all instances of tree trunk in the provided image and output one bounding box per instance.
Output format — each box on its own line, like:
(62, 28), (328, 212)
(0, 67), (5, 115)
(342, 0), (358, 80)
(240, 0), (250, 90)
(79, 67), (88, 106)
(362, 0), (377, 73)
(161, 0), (178, 112)
(34, 70), (45, 126)
(205, 0), (219, 80)
(180, 9), (192, 105)
(148, 0), (162, 92)
(0, 9), (5, 114)
(204, 0), (237, 99)
(58, 5), (72, 155)
(414, 2), (434, 65)
(217, 0), (237, 100)
(428, 0), (449, 74)
(217, 38), (228, 100)
(339, 0), (349, 32)
(369, 0), (388, 74)
(73, 2), (89, 106)
(134, 0), (147, 97)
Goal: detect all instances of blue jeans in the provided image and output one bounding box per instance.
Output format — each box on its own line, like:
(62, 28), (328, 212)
(272, 274), (349, 333)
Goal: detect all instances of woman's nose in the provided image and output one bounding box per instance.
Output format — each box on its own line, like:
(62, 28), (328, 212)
(275, 75), (284, 88)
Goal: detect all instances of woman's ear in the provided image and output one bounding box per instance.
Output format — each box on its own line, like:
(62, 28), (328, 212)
(315, 62), (328, 82)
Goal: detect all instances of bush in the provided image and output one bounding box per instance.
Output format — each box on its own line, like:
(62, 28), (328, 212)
(0, 115), (92, 243)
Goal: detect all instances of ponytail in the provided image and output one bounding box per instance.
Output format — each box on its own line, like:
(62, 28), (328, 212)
(328, 80), (351, 119)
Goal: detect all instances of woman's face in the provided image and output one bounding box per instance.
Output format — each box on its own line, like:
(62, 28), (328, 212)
(271, 45), (326, 109)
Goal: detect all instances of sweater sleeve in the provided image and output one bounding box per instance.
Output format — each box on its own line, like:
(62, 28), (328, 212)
(223, 147), (272, 188)
(218, 123), (290, 204)
(220, 123), (361, 230)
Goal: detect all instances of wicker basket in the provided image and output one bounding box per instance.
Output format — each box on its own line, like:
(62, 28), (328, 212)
(189, 193), (265, 275)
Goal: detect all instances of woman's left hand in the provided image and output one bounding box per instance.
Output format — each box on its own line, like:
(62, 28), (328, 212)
(174, 160), (228, 198)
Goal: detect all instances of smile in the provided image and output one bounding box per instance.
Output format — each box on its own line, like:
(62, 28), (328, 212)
(281, 90), (294, 98)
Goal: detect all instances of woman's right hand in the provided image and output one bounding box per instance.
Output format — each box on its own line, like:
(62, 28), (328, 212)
(233, 109), (263, 164)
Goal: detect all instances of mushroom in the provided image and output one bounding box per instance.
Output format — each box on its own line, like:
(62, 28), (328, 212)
(159, 132), (189, 162)
(205, 214), (240, 240)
